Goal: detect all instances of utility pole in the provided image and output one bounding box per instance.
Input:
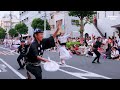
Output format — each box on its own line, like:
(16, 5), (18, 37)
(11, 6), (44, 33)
(64, 11), (65, 32)
(44, 11), (47, 38)
(44, 11), (46, 31)
(7, 11), (12, 39)
(10, 11), (12, 29)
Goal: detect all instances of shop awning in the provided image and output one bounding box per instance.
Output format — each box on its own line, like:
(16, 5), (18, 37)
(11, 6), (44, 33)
(111, 24), (120, 28)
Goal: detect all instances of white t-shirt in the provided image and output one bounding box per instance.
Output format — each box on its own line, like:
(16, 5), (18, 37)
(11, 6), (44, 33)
(72, 39), (76, 42)
(58, 33), (70, 43)
(8, 40), (12, 45)
(102, 39), (108, 44)
(15, 40), (20, 45)
(111, 50), (119, 58)
(3, 39), (7, 43)
(84, 46), (89, 54)
(118, 39), (120, 46)
(87, 40), (93, 45)
(25, 40), (28, 44)
(12, 40), (15, 45)
(59, 46), (72, 60)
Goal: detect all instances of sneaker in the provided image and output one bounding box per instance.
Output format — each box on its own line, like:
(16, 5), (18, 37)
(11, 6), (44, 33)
(97, 61), (101, 64)
(92, 61), (96, 63)
(58, 62), (62, 65)
(18, 67), (24, 70)
(86, 54), (89, 57)
(60, 63), (67, 67)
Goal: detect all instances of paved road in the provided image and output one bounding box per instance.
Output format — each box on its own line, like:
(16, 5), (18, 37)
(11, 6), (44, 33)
(0, 46), (120, 79)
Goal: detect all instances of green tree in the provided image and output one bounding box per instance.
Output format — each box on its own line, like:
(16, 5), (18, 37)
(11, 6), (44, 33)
(0, 27), (6, 39)
(31, 18), (50, 30)
(15, 23), (28, 39)
(69, 11), (96, 37)
(8, 28), (18, 38)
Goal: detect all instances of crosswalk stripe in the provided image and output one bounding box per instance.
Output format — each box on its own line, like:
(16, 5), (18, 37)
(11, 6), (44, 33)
(2, 51), (14, 55)
(0, 58), (26, 79)
(0, 51), (14, 55)
(0, 51), (7, 55)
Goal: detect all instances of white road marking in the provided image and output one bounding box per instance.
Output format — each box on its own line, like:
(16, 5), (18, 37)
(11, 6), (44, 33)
(58, 68), (111, 79)
(0, 58), (26, 79)
(64, 65), (111, 79)
(0, 46), (112, 79)
(0, 51), (7, 55)
(0, 47), (18, 55)
(2, 51), (14, 55)
(0, 64), (7, 72)
(45, 58), (112, 79)
(0, 51), (14, 55)
(58, 69), (87, 79)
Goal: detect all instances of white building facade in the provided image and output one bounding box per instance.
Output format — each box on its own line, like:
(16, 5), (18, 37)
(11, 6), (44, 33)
(20, 11), (120, 39)
(0, 14), (19, 33)
(97, 11), (120, 39)
(0, 13), (19, 38)
(84, 11), (120, 39)
(20, 11), (81, 37)
(49, 11), (80, 37)
(19, 11), (51, 36)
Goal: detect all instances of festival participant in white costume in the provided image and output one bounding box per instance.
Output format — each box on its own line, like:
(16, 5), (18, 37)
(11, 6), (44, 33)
(3, 39), (7, 47)
(58, 32), (72, 66)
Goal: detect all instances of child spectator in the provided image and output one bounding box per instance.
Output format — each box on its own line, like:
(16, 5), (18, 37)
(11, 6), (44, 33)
(111, 47), (119, 60)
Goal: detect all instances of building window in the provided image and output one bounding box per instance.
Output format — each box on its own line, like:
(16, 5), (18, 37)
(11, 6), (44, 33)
(38, 11), (41, 13)
(105, 11), (106, 18)
(113, 11), (114, 16)
(97, 12), (99, 19)
(19, 13), (21, 16)
(53, 25), (55, 29)
(71, 19), (79, 25)
(51, 16), (54, 19)
(56, 11), (60, 13)
(51, 25), (55, 29)
(26, 17), (28, 22)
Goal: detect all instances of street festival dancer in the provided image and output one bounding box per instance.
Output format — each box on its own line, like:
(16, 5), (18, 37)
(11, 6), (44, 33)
(17, 40), (29, 70)
(25, 21), (61, 79)
(58, 32), (72, 66)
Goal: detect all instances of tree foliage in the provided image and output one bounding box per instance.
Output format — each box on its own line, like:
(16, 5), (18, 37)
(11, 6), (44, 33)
(8, 28), (18, 38)
(31, 18), (50, 30)
(15, 23), (28, 35)
(69, 11), (96, 37)
(69, 11), (96, 19)
(0, 27), (6, 39)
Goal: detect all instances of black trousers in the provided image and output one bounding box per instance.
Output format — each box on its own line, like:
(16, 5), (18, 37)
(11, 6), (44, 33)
(26, 64), (42, 79)
(88, 51), (93, 56)
(60, 43), (66, 46)
(93, 50), (101, 62)
(17, 54), (25, 68)
(112, 56), (119, 59)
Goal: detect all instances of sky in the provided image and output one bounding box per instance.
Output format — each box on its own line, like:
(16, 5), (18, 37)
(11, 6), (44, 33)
(0, 11), (19, 19)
